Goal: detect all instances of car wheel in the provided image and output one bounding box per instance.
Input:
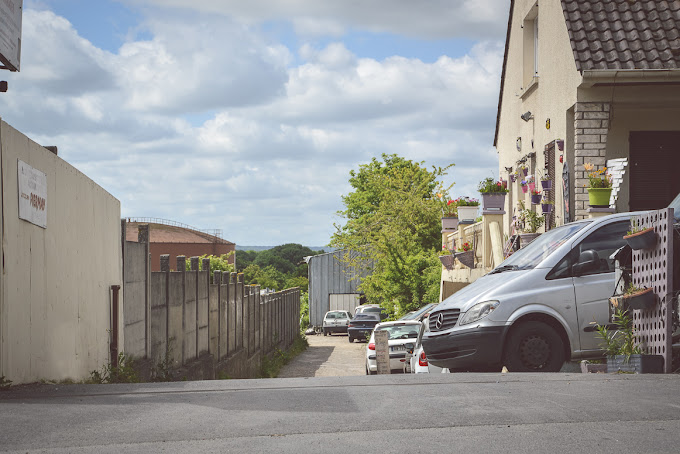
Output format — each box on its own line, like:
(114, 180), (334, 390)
(348, 336), (353, 343)
(323, 329), (327, 336)
(503, 321), (565, 372)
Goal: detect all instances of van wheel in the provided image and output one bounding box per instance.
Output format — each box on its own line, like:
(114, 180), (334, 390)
(503, 321), (565, 372)
(323, 330), (327, 336)
(348, 336), (353, 343)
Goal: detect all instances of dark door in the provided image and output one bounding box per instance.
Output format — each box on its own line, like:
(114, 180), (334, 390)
(629, 131), (680, 211)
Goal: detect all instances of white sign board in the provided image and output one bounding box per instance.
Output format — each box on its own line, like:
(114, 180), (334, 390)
(18, 160), (47, 228)
(0, 0), (22, 71)
(374, 329), (390, 375)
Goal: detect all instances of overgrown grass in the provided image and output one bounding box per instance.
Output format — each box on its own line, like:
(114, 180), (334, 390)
(259, 334), (309, 378)
(88, 352), (139, 384)
(0, 375), (12, 390)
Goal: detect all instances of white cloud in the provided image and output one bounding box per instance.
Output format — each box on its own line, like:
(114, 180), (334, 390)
(1, 4), (506, 245)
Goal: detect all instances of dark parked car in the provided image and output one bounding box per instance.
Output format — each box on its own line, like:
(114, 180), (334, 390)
(347, 313), (381, 343)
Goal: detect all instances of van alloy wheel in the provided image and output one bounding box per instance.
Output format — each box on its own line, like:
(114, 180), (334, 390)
(503, 321), (565, 372)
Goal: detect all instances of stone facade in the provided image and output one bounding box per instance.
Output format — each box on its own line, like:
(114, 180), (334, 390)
(574, 102), (610, 219)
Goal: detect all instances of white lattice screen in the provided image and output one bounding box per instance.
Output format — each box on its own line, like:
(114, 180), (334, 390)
(631, 208), (674, 373)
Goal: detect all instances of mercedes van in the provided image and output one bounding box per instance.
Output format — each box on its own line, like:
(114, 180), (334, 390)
(422, 212), (644, 372)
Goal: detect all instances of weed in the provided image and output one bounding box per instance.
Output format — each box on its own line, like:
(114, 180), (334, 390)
(0, 376), (12, 390)
(89, 352), (139, 384)
(259, 334), (309, 378)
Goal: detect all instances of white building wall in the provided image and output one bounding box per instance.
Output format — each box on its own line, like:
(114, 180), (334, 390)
(0, 120), (123, 384)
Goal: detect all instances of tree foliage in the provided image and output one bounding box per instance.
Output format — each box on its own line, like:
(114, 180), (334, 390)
(331, 154), (453, 315)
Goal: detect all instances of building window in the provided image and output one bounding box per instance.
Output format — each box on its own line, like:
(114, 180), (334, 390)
(522, 2), (539, 90)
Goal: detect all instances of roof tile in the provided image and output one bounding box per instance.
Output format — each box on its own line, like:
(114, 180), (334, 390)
(562, 0), (680, 71)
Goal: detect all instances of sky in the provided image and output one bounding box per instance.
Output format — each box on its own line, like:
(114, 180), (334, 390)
(2, 0), (509, 246)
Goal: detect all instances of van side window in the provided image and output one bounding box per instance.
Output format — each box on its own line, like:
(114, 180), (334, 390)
(576, 221), (629, 275)
(546, 221), (629, 280)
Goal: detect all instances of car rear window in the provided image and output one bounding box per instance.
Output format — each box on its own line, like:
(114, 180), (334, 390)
(353, 314), (379, 320)
(325, 311), (348, 319)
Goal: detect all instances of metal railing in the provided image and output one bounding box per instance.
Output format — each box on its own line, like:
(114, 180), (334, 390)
(125, 217), (223, 239)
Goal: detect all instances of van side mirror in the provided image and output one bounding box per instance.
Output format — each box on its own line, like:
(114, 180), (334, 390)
(404, 342), (415, 354)
(573, 250), (599, 276)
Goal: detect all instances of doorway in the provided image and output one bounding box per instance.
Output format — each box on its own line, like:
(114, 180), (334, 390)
(629, 131), (680, 211)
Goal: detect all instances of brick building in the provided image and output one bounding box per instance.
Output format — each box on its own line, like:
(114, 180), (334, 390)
(125, 219), (235, 271)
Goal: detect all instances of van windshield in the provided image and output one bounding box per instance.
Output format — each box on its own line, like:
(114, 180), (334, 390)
(492, 222), (590, 272)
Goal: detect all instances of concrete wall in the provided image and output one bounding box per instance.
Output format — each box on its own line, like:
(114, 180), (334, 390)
(123, 243), (300, 379)
(0, 120), (122, 384)
(148, 242), (235, 272)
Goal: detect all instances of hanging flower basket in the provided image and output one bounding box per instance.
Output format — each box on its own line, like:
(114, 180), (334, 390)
(521, 184), (528, 194)
(527, 182), (536, 192)
(454, 250), (474, 268)
(522, 167), (528, 176)
(439, 254), (454, 270)
(587, 187), (612, 207)
(541, 203), (553, 214)
(441, 217), (459, 231)
(540, 179), (553, 190)
(623, 227), (657, 250)
(510, 174), (517, 183)
(531, 194), (542, 205)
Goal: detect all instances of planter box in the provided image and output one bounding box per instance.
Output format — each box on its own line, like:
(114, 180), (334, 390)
(540, 179), (553, 190)
(531, 194), (542, 205)
(441, 217), (459, 231)
(480, 193), (506, 214)
(607, 354), (664, 374)
(457, 206), (479, 223)
(623, 227), (657, 250)
(609, 288), (656, 311)
(519, 233), (540, 248)
(580, 360), (607, 373)
(541, 203), (553, 214)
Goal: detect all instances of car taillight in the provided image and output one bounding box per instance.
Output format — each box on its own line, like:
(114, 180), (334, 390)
(368, 343), (375, 350)
(418, 351), (428, 367)
(348, 323), (354, 328)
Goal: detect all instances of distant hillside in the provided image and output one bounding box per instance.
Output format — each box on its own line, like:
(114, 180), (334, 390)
(236, 245), (332, 252)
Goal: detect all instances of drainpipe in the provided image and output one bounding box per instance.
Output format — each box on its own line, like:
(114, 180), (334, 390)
(111, 285), (121, 368)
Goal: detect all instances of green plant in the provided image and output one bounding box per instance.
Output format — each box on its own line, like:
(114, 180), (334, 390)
(477, 177), (509, 194)
(299, 292), (310, 331)
(457, 241), (472, 252)
(541, 199), (554, 205)
(517, 202), (544, 233)
(583, 162), (612, 189)
(594, 308), (642, 360)
(0, 375), (12, 390)
(259, 334), (309, 378)
(626, 219), (648, 236)
(151, 345), (176, 382)
(89, 352), (139, 384)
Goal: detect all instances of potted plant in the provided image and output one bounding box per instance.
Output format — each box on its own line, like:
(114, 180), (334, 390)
(610, 283), (656, 311)
(526, 175), (536, 193)
(509, 173), (517, 183)
(530, 188), (542, 205)
(454, 196), (480, 223)
(519, 165), (528, 177)
(541, 199), (554, 214)
(478, 177), (508, 213)
(454, 241), (474, 268)
(437, 193), (459, 231)
(540, 173), (553, 190)
(623, 222), (657, 250)
(516, 202), (544, 247)
(520, 179), (529, 193)
(584, 162), (612, 207)
(595, 307), (664, 373)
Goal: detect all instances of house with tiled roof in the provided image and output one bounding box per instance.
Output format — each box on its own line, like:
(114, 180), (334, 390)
(494, 0), (680, 235)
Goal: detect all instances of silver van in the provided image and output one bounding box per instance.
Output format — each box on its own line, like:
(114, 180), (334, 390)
(422, 212), (641, 372)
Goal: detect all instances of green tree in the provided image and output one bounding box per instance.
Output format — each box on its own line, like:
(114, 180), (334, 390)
(243, 264), (286, 291)
(331, 154), (453, 315)
(235, 250), (258, 273)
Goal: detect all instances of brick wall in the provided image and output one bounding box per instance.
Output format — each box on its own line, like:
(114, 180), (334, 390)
(574, 102), (610, 219)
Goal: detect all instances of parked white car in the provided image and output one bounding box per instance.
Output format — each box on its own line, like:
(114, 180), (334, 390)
(322, 310), (352, 336)
(403, 317), (445, 374)
(365, 320), (422, 374)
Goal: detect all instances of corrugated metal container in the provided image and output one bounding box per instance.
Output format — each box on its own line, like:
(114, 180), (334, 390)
(307, 250), (372, 328)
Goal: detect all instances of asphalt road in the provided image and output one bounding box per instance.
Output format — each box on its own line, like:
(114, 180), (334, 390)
(278, 331), (368, 377)
(2, 373), (680, 453)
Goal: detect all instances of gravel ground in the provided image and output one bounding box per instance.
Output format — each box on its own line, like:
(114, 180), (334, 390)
(278, 332), (368, 377)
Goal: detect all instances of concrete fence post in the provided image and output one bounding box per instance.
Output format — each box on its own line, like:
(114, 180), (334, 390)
(160, 254), (170, 361)
(190, 257), (199, 359)
(214, 271), (221, 359)
(177, 255), (186, 364)
(137, 224), (151, 357)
